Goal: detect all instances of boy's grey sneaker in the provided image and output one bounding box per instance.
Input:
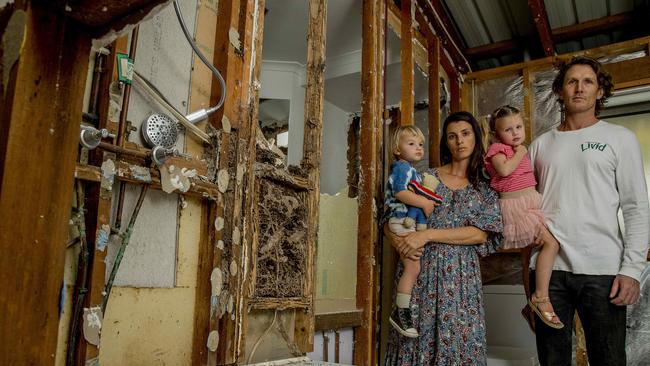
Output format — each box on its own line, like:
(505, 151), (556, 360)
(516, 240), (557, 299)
(389, 307), (419, 338)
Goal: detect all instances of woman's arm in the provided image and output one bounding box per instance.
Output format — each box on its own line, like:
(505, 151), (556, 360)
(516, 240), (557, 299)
(387, 224), (488, 257)
(384, 225), (424, 260)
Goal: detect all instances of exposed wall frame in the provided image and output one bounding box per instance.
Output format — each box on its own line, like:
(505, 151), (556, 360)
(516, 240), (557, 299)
(399, 0), (415, 126)
(0, 4), (92, 364)
(294, 0), (328, 352)
(191, 0), (264, 364)
(354, 1), (385, 365)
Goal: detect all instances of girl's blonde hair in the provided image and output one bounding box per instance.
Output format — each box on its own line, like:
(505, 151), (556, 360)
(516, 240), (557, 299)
(391, 125), (425, 159)
(489, 105), (521, 132)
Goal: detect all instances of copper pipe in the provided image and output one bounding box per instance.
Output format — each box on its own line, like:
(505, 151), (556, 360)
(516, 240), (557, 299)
(89, 52), (106, 117)
(116, 26), (139, 148)
(97, 142), (149, 159)
(115, 26), (140, 230)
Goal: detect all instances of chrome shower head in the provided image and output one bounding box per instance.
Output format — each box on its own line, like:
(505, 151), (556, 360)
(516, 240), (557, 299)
(141, 113), (179, 148)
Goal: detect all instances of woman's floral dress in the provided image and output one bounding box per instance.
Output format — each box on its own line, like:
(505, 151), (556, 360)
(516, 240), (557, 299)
(385, 168), (503, 365)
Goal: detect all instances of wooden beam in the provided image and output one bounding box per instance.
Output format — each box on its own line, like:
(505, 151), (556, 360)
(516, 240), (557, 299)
(387, 0), (428, 76)
(400, 0), (415, 126)
(439, 52), (461, 112)
(416, 0), (470, 73)
(528, 0), (554, 56)
(355, 1), (385, 365)
(198, 0), (260, 364)
(74, 35), (129, 364)
(315, 310), (363, 331)
(465, 36), (650, 82)
(553, 11), (640, 43)
(603, 56), (650, 90)
(295, 0), (328, 353)
(426, 32), (441, 167)
(465, 38), (523, 60)
(0, 4), (91, 365)
(50, 0), (167, 30)
(465, 12), (643, 61)
(522, 68), (534, 141)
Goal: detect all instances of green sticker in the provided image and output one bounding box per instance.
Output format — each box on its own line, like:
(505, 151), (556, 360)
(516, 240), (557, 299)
(116, 53), (134, 84)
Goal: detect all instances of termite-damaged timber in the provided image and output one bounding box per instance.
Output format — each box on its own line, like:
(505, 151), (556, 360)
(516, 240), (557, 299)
(355, 1), (385, 365)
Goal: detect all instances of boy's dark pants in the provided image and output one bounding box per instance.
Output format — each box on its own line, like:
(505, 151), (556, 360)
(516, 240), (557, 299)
(530, 270), (627, 366)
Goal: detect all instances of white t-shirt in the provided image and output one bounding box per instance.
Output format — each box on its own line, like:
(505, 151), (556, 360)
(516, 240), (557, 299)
(529, 120), (650, 281)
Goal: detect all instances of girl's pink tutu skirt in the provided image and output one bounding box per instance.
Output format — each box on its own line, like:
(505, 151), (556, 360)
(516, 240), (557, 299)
(499, 191), (546, 249)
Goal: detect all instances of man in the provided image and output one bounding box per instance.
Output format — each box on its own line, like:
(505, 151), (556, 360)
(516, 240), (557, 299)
(528, 56), (650, 365)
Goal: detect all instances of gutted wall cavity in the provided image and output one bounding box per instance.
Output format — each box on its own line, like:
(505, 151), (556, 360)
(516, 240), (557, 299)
(254, 179), (308, 298)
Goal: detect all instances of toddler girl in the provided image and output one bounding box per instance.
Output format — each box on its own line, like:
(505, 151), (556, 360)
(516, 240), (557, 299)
(485, 105), (563, 329)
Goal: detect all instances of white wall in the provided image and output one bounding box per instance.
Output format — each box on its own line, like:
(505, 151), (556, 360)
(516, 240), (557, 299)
(260, 61), (306, 166)
(307, 329), (354, 365)
(321, 102), (351, 194)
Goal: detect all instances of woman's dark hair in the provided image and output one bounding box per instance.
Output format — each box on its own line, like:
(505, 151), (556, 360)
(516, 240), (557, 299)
(440, 111), (487, 188)
(552, 56), (613, 116)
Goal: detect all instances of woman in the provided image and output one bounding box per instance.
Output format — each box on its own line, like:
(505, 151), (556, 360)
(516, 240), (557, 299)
(384, 111), (503, 365)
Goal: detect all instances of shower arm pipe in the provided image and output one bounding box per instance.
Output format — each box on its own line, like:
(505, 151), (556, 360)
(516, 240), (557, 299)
(133, 72), (211, 143)
(101, 184), (149, 313)
(173, 0), (226, 114)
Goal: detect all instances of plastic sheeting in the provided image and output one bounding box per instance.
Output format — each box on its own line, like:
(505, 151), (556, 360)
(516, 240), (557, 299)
(471, 74), (523, 119)
(626, 263), (650, 365)
(470, 50), (649, 138)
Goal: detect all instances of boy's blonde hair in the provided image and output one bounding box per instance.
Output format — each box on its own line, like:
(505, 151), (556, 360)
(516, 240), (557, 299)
(391, 125), (425, 159)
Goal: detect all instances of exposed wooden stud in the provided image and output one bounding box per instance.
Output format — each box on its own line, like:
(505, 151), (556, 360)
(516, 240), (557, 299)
(400, 0), (415, 126)
(239, 15), (267, 364)
(522, 68), (534, 142)
(190, 1), (230, 360)
(442, 56), (461, 112)
(414, 2), (462, 110)
(416, 0), (470, 73)
(191, 198), (215, 366)
(0, 4), (91, 365)
(77, 35), (129, 364)
(354, 1), (385, 365)
(296, 0), (328, 353)
(387, 0), (428, 75)
(197, 0), (260, 363)
(528, 0), (554, 57)
(426, 32), (441, 167)
(460, 77), (473, 113)
(334, 330), (341, 363)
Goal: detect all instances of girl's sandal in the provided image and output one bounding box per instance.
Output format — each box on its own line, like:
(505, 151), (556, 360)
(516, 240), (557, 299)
(527, 295), (564, 329)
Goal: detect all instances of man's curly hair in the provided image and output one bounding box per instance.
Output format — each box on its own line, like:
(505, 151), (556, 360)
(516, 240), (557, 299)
(552, 56), (614, 116)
